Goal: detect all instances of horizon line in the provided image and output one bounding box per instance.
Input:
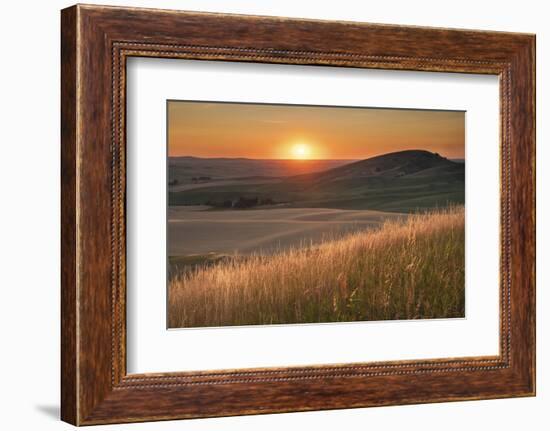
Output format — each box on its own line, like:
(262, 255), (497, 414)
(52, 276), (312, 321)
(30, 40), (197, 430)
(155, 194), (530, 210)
(168, 156), (465, 160)
(169, 156), (360, 161)
(168, 150), (464, 161)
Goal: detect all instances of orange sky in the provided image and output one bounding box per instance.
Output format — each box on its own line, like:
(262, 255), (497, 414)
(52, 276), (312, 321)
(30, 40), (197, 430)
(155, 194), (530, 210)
(168, 101), (465, 159)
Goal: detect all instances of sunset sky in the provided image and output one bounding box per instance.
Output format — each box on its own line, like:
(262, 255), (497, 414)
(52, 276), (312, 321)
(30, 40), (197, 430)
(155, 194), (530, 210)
(168, 101), (465, 159)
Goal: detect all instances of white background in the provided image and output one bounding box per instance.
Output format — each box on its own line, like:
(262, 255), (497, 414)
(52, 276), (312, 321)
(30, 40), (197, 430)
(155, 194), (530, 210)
(127, 59), (500, 373)
(0, 0), (547, 430)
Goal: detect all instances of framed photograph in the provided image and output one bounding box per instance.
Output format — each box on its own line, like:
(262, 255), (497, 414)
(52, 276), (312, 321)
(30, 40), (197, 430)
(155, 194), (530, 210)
(61, 4), (535, 425)
(165, 100), (467, 329)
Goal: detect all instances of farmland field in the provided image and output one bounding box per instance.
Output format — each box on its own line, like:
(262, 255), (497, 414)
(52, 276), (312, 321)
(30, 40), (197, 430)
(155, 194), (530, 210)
(168, 206), (465, 328)
(168, 206), (405, 257)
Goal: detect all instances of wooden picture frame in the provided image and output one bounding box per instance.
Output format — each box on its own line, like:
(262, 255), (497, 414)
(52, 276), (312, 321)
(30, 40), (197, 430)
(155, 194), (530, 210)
(61, 4), (535, 425)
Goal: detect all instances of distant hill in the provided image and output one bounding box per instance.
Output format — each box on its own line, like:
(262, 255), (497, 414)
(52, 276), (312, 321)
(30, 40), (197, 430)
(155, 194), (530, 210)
(289, 150), (462, 183)
(169, 150), (465, 213)
(168, 157), (353, 183)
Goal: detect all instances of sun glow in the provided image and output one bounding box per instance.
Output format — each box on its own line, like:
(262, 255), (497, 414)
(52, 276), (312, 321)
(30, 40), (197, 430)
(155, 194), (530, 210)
(291, 143), (312, 160)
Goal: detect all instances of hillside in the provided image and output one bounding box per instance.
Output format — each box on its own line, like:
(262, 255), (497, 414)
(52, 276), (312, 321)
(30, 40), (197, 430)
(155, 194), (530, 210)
(169, 150), (465, 213)
(289, 150), (461, 183)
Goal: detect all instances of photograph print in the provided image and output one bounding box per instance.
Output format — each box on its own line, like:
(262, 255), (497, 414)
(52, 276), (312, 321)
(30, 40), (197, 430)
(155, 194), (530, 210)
(167, 101), (465, 329)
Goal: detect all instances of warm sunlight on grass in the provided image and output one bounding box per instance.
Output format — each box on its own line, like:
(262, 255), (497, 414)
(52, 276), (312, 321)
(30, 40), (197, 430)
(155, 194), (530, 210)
(168, 206), (465, 328)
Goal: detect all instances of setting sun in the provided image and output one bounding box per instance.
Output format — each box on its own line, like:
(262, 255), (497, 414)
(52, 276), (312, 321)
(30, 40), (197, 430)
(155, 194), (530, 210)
(291, 143), (311, 159)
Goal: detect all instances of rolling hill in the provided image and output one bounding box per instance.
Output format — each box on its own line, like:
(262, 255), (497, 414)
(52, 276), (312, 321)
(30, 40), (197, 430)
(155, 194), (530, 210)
(289, 150), (462, 182)
(169, 150), (465, 213)
(168, 156), (353, 182)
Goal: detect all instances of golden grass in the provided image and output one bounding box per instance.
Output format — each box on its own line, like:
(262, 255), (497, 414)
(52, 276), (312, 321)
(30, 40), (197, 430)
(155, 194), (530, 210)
(168, 206), (465, 328)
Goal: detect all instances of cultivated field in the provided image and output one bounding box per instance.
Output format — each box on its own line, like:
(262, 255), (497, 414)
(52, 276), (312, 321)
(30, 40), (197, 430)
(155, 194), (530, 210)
(168, 206), (465, 328)
(168, 206), (404, 257)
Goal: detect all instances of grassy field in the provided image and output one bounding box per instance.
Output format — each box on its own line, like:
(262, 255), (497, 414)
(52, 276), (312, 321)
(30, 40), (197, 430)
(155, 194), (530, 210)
(168, 206), (465, 328)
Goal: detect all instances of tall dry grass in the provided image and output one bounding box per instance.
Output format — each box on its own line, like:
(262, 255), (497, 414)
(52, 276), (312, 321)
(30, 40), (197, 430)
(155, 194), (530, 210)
(168, 206), (465, 328)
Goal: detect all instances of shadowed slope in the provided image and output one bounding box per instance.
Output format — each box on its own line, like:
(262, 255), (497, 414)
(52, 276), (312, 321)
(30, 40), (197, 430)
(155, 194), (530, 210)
(288, 150), (462, 183)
